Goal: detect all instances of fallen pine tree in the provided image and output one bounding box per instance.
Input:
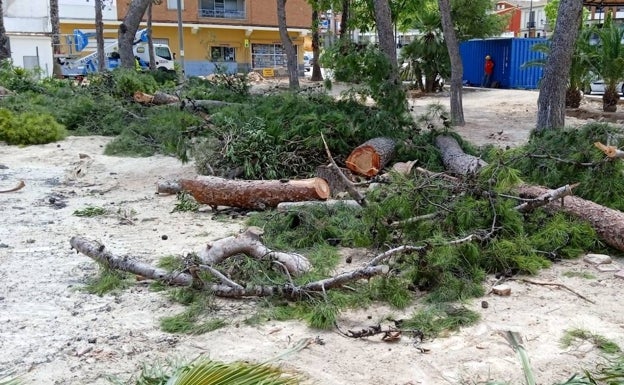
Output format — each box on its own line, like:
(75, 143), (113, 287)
(435, 135), (624, 252)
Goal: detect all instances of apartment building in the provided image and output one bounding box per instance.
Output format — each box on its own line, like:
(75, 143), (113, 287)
(57, 0), (312, 76)
(117, 0), (313, 76)
(3, 0), (53, 76)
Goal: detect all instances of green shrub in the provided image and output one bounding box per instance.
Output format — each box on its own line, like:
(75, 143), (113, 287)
(0, 108), (66, 145)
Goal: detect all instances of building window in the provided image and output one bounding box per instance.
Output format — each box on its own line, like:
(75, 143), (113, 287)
(199, 0), (246, 19)
(211, 46), (236, 62)
(252, 44), (295, 68)
(167, 0), (184, 9)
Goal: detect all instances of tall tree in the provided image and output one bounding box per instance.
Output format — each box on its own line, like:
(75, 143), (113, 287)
(372, 0), (397, 82)
(311, 7), (323, 81)
(438, 0), (463, 125)
(50, 0), (62, 76)
(95, 0), (106, 72)
(147, 1), (156, 70)
(277, 0), (299, 89)
(119, 0), (151, 69)
(536, 0), (583, 131)
(339, 0), (350, 40)
(0, 0), (8, 61)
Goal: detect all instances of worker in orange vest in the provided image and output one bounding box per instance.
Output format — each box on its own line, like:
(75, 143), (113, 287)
(482, 55), (495, 88)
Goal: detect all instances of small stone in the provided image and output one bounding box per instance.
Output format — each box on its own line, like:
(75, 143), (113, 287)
(596, 263), (620, 272)
(584, 253), (613, 265)
(492, 284), (512, 296)
(615, 270), (624, 279)
(481, 300), (489, 309)
(88, 337), (97, 344)
(161, 234), (168, 240)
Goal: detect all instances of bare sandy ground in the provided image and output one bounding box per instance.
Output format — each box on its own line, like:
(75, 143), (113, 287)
(1, 87), (624, 385)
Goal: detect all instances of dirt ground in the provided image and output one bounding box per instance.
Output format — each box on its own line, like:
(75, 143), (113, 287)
(1, 84), (624, 385)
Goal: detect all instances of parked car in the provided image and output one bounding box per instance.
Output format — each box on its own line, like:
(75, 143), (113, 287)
(586, 79), (624, 95)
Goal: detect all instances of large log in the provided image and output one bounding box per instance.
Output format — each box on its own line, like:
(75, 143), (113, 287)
(158, 176), (330, 210)
(435, 135), (487, 175)
(435, 135), (624, 252)
(516, 185), (624, 252)
(345, 137), (396, 177)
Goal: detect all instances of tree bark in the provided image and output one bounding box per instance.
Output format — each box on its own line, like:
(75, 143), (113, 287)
(438, 0), (465, 126)
(133, 90), (179, 104)
(119, 0), (151, 69)
(157, 177), (330, 209)
(0, 0), (12, 61)
(95, 0), (106, 72)
(70, 235), (389, 299)
(372, 0), (398, 83)
(50, 0), (63, 77)
(435, 135), (624, 252)
(310, 7), (323, 82)
(345, 137), (396, 177)
(198, 227), (311, 275)
(340, 0), (350, 40)
(535, 0), (583, 131)
(435, 136), (487, 175)
(516, 185), (624, 252)
(147, 2), (156, 70)
(276, 0), (299, 89)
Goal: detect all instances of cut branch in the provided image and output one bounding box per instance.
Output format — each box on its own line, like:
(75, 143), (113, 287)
(276, 199), (361, 212)
(514, 183), (578, 212)
(0, 180), (25, 193)
(198, 227), (311, 275)
(70, 235), (389, 299)
(594, 141), (624, 159)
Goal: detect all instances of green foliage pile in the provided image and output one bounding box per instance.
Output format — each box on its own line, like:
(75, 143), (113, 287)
(0, 108), (66, 145)
(194, 91), (414, 179)
(506, 123), (624, 211)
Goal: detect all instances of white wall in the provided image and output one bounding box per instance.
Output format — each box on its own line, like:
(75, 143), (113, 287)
(4, 0), (50, 33)
(60, 0), (118, 21)
(8, 36), (54, 77)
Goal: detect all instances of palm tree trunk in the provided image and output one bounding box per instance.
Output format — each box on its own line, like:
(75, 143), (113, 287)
(438, 0), (464, 126)
(276, 0), (299, 89)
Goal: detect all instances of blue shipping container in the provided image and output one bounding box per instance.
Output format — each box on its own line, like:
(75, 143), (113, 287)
(460, 38), (546, 89)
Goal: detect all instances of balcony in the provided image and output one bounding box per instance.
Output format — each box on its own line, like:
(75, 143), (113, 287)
(199, 9), (246, 19)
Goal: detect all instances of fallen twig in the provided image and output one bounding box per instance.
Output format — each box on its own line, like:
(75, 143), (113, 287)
(509, 277), (595, 304)
(0, 180), (25, 193)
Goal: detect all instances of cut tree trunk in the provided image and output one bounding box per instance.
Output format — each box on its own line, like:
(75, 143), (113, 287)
(157, 176), (330, 210)
(435, 136), (487, 175)
(435, 135), (624, 252)
(133, 91), (179, 105)
(315, 164), (355, 196)
(345, 137), (396, 177)
(516, 185), (624, 252)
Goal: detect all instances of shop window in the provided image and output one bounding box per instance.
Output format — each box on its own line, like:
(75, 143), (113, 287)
(211, 46), (236, 62)
(252, 44), (297, 68)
